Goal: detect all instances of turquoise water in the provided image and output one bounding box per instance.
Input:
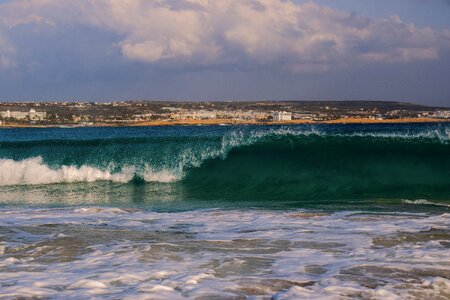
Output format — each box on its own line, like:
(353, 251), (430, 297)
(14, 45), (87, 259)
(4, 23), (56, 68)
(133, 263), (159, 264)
(0, 123), (449, 211)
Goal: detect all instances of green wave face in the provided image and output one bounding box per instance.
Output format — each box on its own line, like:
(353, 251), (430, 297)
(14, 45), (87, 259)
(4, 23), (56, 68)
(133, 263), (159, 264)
(0, 124), (449, 210)
(183, 134), (450, 202)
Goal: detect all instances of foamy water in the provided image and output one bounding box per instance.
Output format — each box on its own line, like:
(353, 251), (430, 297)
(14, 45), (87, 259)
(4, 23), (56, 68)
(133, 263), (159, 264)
(0, 157), (178, 186)
(0, 208), (449, 299)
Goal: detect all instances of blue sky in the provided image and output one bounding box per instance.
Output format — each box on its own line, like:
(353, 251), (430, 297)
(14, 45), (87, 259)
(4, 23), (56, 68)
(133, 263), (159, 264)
(297, 0), (450, 29)
(0, 0), (449, 105)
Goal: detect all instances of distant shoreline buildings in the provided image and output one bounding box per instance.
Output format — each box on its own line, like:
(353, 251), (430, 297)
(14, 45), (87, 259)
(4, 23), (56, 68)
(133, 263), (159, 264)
(273, 111), (292, 121)
(0, 101), (449, 126)
(0, 109), (47, 121)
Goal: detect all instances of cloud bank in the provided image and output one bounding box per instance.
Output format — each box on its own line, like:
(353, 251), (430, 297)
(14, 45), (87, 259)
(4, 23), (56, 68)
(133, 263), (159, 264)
(0, 0), (447, 73)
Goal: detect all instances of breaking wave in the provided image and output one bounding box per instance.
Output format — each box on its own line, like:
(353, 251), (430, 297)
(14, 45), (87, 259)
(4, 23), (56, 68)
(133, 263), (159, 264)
(0, 126), (449, 204)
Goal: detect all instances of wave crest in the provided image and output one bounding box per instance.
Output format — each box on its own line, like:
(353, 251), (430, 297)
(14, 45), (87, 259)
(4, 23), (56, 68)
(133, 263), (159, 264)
(403, 199), (450, 208)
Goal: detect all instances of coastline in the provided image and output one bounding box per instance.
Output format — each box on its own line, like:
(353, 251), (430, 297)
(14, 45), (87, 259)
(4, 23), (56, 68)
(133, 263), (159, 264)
(0, 117), (449, 128)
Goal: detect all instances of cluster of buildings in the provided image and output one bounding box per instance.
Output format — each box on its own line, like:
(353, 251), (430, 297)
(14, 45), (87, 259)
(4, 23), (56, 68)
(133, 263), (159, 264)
(164, 108), (277, 121)
(163, 109), (293, 122)
(432, 110), (450, 119)
(0, 101), (450, 126)
(0, 109), (47, 122)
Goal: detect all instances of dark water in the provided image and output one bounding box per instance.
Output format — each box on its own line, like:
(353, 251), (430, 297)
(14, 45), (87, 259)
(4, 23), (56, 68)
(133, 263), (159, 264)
(0, 123), (449, 211)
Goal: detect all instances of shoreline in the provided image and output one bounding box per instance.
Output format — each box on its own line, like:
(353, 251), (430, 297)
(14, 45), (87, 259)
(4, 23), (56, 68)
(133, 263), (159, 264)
(1, 117), (449, 128)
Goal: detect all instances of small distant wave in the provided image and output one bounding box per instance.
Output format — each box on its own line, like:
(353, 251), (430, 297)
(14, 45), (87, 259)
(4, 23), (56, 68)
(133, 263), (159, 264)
(278, 127), (450, 142)
(0, 157), (178, 186)
(403, 199), (450, 208)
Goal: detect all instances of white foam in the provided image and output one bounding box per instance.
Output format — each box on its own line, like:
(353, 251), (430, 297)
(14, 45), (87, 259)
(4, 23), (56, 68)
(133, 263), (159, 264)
(142, 166), (179, 183)
(0, 157), (179, 186)
(68, 279), (108, 290)
(0, 157), (130, 186)
(0, 208), (448, 299)
(403, 199), (450, 208)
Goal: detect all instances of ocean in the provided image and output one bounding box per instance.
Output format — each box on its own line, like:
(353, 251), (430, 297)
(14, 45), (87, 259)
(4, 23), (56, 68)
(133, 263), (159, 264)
(0, 124), (449, 299)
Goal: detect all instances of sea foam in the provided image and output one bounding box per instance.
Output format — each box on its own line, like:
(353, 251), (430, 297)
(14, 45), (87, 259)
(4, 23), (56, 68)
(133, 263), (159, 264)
(403, 199), (450, 208)
(0, 157), (177, 186)
(0, 208), (448, 299)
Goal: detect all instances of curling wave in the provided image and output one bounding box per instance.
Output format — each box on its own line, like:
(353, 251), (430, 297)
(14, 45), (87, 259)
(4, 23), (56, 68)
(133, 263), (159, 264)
(0, 126), (449, 205)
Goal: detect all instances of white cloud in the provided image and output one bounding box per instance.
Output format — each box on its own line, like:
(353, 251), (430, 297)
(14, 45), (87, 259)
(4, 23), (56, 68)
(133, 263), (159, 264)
(0, 0), (446, 73)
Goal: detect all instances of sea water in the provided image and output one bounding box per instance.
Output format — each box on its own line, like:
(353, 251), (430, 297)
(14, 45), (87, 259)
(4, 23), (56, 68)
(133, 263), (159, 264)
(0, 124), (449, 299)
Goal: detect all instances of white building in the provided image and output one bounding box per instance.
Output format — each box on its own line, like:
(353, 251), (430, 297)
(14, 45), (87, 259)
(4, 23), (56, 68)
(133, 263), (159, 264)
(0, 109), (46, 121)
(1, 110), (26, 119)
(273, 111), (292, 121)
(29, 109), (46, 121)
(433, 110), (450, 119)
(133, 113), (153, 120)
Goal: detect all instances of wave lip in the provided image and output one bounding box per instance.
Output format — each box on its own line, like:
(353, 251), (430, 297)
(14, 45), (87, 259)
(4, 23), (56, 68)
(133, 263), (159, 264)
(403, 199), (450, 208)
(0, 157), (178, 186)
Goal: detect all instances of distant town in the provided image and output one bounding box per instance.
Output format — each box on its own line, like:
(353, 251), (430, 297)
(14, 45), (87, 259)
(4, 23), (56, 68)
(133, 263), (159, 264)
(0, 100), (449, 127)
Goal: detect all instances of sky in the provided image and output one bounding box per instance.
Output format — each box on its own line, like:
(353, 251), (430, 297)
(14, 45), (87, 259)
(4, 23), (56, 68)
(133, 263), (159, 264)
(0, 0), (449, 105)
